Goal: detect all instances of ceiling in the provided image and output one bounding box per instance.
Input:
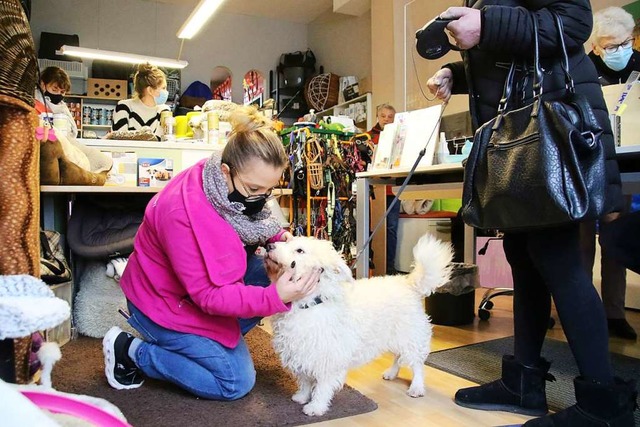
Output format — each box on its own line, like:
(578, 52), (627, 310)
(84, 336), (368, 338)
(151, 0), (334, 24)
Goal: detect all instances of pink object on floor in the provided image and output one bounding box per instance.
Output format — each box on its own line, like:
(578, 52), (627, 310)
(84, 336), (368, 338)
(20, 390), (131, 427)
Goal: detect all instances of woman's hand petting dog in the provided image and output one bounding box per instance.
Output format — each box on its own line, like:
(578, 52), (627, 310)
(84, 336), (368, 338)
(275, 268), (322, 303)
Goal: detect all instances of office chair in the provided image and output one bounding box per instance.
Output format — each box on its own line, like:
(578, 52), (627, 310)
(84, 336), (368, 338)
(476, 237), (556, 328)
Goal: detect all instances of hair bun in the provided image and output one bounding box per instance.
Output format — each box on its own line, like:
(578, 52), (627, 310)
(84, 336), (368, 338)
(229, 105), (272, 134)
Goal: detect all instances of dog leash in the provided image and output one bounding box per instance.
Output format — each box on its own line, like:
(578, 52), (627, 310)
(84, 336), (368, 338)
(351, 100), (449, 270)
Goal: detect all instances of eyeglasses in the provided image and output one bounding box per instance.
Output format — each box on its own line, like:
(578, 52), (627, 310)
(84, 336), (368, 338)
(602, 38), (634, 54)
(231, 169), (274, 202)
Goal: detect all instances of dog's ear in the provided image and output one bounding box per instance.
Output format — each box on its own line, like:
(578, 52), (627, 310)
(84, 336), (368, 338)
(327, 260), (354, 282)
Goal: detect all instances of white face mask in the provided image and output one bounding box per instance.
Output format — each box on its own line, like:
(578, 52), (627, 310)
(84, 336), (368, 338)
(602, 45), (633, 72)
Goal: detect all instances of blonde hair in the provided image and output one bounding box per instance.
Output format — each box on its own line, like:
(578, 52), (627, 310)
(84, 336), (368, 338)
(133, 63), (166, 99)
(591, 7), (635, 45)
(221, 105), (288, 172)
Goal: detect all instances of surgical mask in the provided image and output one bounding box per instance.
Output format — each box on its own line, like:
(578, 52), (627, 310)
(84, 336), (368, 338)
(602, 45), (633, 72)
(154, 89), (169, 105)
(228, 190), (267, 216)
(45, 91), (64, 105)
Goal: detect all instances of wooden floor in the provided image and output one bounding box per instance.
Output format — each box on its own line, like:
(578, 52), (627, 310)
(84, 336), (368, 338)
(264, 289), (640, 427)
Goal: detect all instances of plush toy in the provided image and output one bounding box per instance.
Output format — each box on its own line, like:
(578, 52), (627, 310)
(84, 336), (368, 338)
(35, 123), (57, 142)
(38, 124), (112, 186)
(318, 120), (345, 132)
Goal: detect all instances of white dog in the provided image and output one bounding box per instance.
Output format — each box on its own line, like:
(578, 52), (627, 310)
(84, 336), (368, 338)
(264, 233), (453, 416)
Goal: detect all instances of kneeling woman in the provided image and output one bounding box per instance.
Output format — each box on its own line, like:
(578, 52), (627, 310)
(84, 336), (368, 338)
(102, 106), (321, 400)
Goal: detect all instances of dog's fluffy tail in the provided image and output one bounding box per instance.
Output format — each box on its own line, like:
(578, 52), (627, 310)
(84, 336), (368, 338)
(407, 233), (453, 296)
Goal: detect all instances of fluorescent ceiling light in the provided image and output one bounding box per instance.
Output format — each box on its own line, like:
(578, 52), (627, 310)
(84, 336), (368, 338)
(57, 45), (188, 69)
(177, 0), (225, 39)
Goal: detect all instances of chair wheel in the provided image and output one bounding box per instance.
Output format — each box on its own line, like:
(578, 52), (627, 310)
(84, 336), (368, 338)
(482, 300), (494, 310)
(479, 308), (491, 320)
(548, 317), (556, 329)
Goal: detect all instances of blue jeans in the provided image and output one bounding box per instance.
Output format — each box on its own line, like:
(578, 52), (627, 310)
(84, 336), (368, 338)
(386, 194), (401, 273)
(126, 253), (271, 400)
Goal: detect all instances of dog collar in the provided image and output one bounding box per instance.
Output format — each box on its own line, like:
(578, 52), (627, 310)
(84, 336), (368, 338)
(298, 296), (324, 309)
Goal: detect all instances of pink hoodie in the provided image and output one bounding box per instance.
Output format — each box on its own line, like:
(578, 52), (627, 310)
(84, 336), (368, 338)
(120, 159), (288, 348)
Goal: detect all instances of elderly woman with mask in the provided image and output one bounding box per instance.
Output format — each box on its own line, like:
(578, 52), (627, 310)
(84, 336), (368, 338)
(588, 6), (640, 85)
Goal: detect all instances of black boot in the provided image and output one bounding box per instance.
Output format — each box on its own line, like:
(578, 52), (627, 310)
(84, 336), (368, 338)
(523, 377), (637, 426)
(454, 355), (554, 416)
(608, 318), (637, 340)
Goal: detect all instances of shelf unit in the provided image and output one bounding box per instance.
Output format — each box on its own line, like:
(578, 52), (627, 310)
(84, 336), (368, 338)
(65, 95), (119, 138)
(317, 93), (373, 131)
(269, 69), (309, 125)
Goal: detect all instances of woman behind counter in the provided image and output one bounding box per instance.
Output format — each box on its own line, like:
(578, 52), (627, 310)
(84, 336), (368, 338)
(112, 63), (169, 139)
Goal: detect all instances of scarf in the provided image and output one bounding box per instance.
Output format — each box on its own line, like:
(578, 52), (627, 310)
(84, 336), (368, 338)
(202, 154), (281, 246)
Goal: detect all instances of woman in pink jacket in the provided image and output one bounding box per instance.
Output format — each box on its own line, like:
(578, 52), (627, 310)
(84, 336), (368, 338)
(102, 106), (321, 400)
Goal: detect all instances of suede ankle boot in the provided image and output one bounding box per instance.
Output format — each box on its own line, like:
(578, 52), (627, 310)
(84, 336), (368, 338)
(523, 377), (638, 426)
(454, 355), (554, 416)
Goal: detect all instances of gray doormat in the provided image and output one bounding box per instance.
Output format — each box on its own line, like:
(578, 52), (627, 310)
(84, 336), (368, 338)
(426, 337), (639, 424)
(53, 328), (377, 426)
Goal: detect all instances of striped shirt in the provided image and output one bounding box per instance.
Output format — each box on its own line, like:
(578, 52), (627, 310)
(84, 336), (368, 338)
(112, 98), (168, 138)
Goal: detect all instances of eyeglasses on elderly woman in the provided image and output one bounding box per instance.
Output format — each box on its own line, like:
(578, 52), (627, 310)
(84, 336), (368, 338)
(601, 38), (635, 54)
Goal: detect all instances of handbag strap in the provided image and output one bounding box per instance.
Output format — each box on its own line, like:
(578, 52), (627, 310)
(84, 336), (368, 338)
(494, 10), (574, 126)
(550, 11), (575, 93)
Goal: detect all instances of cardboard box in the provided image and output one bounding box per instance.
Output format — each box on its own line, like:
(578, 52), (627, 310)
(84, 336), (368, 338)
(138, 158), (174, 187)
(86, 78), (127, 99)
(45, 281), (73, 346)
(102, 151), (138, 186)
(343, 83), (360, 101)
(358, 76), (371, 94)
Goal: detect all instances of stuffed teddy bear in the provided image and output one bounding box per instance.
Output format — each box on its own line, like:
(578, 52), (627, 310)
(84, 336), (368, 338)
(38, 123), (112, 186)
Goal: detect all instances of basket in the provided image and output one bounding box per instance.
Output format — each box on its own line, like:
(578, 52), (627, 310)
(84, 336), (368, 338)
(0, 0), (37, 107)
(305, 73), (340, 111)
(87, 78), (127, 99)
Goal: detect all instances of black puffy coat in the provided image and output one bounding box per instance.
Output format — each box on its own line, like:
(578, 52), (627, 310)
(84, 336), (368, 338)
(446, 0), (623, 213)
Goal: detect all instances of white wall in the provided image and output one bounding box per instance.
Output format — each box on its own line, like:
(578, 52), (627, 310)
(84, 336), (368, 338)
(308, 9), (371, 80)
(30, 0), (309, 104)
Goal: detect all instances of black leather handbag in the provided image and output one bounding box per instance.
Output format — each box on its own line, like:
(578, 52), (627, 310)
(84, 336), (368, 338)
(461, 13), (607, 232)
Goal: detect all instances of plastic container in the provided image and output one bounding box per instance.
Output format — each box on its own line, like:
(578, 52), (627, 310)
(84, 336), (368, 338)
(52, 113), (68, 136)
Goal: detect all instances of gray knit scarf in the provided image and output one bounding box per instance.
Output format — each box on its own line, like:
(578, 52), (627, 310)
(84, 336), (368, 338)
(203, 153), (281, 246)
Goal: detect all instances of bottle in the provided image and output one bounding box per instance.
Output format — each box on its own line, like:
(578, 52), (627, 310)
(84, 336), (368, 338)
(163, 116), (176, 142)
(52, 113), (69, 137)
(437, 131), (448, 163)
(208, 112), (220, 145)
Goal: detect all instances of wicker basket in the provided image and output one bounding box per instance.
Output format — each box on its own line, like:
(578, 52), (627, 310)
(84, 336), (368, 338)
(305, 73), (340, 111)
(0, 0), (37, 107)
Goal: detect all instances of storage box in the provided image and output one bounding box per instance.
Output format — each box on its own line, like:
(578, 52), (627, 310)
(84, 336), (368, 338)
(358, 76), (371, 94)
(45, 281), (73, 346)
(343, 83), (360, 101)
(138, 158), (174, 187)
(102, 151), (138, 186)
(87, 78), (127, 99)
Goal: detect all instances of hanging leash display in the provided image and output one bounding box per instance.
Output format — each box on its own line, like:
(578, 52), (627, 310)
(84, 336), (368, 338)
(326, 173), (336, 237)
(305, 135), (325, 190)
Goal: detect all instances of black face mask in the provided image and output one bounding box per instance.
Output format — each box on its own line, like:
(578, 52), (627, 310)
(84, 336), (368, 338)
(228, 190), (267, 216)
(45, 91), (64, 105)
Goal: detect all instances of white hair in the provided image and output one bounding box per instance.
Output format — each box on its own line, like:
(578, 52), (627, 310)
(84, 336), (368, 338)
(591, 7), (635, 45)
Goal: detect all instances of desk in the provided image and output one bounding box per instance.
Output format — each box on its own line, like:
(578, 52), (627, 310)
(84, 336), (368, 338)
(40, 139), (220, 230)
(355, 146), (640, 279)
(355, 163), (465, 279)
